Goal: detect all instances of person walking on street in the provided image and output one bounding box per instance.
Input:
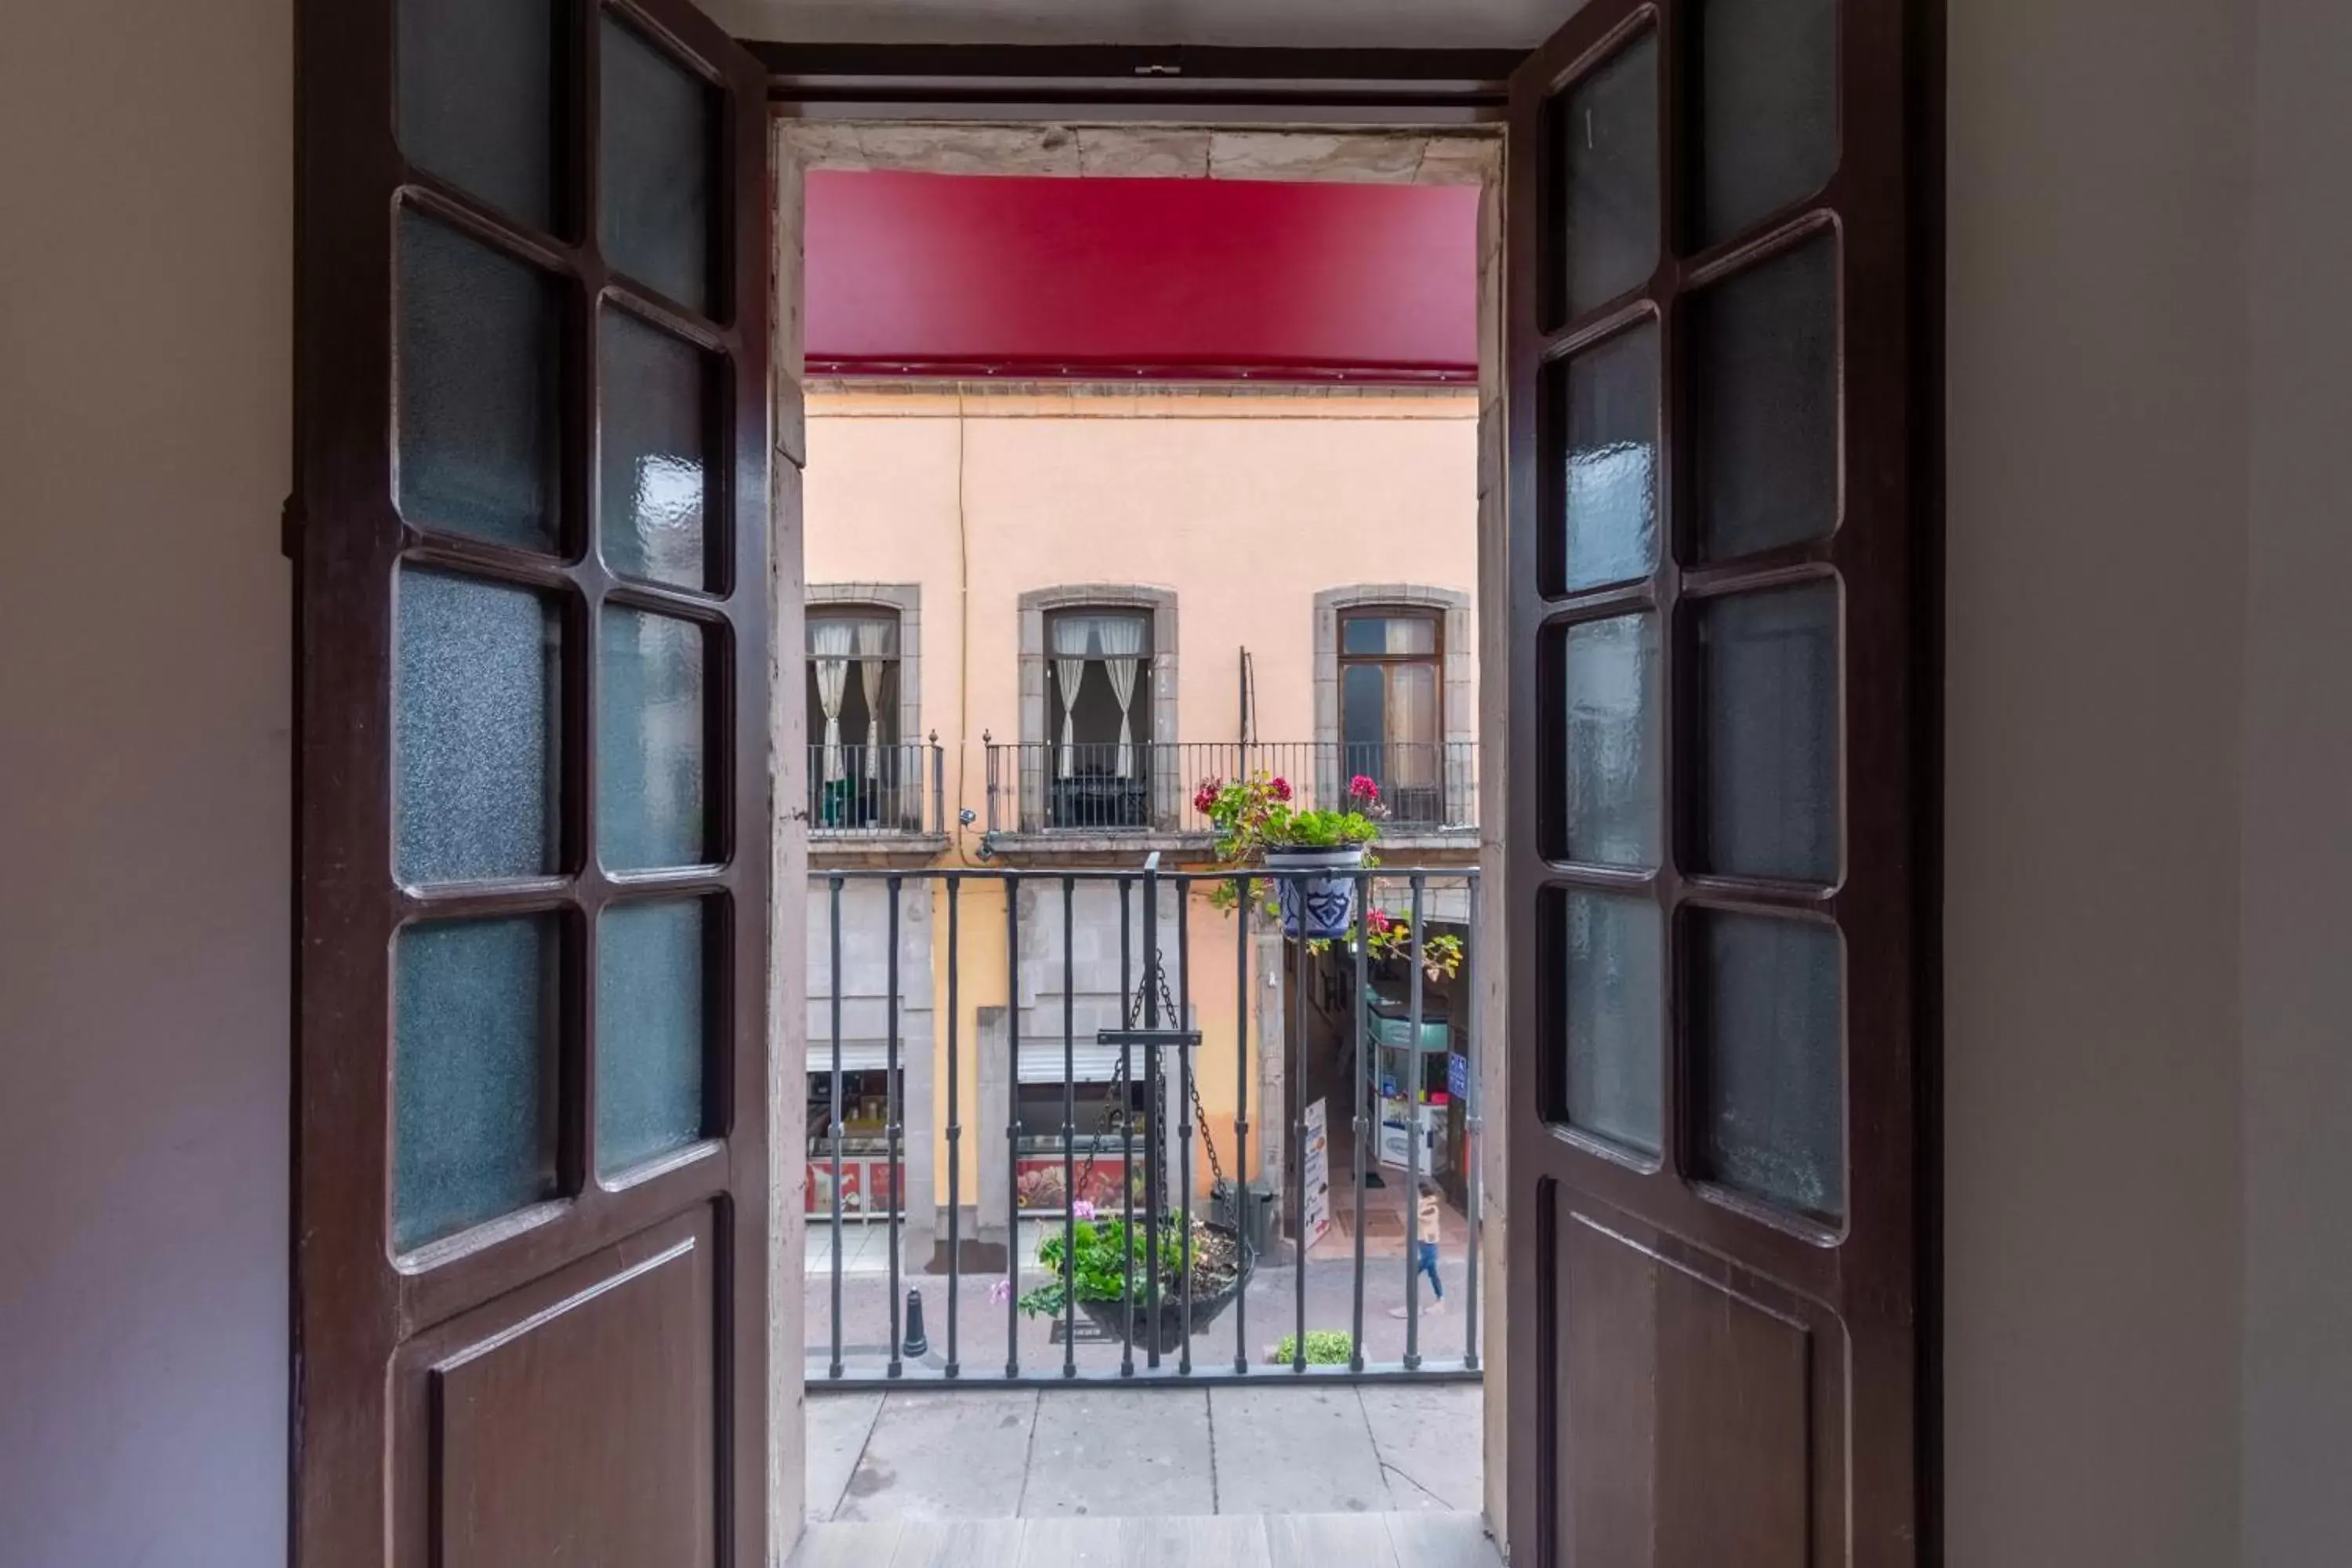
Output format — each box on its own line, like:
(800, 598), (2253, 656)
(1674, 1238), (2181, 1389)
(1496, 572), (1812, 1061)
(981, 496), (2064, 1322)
(1392, 1180), (1446, 1317)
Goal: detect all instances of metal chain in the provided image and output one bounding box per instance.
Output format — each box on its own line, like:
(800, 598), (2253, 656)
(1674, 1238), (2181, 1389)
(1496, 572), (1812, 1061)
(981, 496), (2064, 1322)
(1063, 944), (1230, 1208)
(1134, 947), (1226, 1190)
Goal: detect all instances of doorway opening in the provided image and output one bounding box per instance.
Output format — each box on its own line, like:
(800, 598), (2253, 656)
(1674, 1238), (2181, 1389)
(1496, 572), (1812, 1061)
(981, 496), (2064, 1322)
(773, 125), (1508, 1559)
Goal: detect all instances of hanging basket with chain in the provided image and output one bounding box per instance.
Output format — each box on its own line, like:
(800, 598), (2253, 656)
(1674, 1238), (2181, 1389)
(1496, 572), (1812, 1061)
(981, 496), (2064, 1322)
(1016, 945), (1255, 1352)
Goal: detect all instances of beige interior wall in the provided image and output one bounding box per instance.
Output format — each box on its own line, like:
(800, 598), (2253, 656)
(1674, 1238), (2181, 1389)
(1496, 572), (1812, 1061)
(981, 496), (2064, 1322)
(0, 2), (293, 1563)
(2240, 0), (2352, 1561)
(1944, 0), (2253, 1562)
(800, 384), (1481, 797)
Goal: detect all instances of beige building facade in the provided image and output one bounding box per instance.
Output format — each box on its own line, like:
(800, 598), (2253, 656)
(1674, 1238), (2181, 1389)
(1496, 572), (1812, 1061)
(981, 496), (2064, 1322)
(797, 380), (1482, 1261)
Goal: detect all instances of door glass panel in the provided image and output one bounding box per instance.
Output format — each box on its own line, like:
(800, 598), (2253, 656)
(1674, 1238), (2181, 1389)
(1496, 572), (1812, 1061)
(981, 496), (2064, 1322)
(600, 309), (713, 590)
(599, 607), (710, 870)
(393, 914), (559, 1250)
(1691, 233), (1840, 561)
(1557, 890), (1662, 1156)
(1690, 909), (1843, 1218)
(1342, 663), (1388, 754)
(1560, 320), (1661, 591)
(597, 898), (710, 1174)
(396, 210), (563, 550)
(1696, 0), (1838, 244)
(396, 0), (557, 230)
(1693, 581), (1840, 884)
(1563, 612), (1661, 868)
(1552, 31), (1659, 322)
(395, 568), (560, 884)
(601, 15), (715, 315)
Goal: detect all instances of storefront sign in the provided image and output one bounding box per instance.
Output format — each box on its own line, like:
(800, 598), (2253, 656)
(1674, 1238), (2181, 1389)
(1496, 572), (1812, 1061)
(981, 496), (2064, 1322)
(1302, 1098), (1332, 1249)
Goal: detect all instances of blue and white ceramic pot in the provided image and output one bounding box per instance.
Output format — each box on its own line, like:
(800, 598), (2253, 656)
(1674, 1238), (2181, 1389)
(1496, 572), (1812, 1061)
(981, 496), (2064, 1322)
(1265, 846), (1366, 941)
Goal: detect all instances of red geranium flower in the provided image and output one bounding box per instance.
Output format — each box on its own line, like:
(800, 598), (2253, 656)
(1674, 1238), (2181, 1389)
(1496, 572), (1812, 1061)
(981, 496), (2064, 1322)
(1368, 908), (1394, 934)
(1270, 776), (1294, 802)
(1192, 777), (1223, 815)
(1348, 774), (1381, 802)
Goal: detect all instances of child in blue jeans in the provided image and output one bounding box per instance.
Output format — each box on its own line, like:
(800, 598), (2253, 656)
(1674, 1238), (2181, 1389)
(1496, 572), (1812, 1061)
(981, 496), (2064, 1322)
(1395, 1180), (1446, 1316)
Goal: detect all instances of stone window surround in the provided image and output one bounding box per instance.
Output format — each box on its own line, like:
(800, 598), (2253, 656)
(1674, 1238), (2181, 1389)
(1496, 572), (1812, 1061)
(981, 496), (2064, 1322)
(1313, 584), (1475, 808)
(805, 582), (923, 748)
(1015, 583), (1180, 826)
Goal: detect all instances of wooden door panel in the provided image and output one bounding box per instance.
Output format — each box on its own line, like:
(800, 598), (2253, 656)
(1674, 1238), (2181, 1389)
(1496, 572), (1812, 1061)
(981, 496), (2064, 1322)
(1506, 0), (1934, 1562)
(393, 1207), (721, 1568)
(1555, 1200), (1842, 1568)
(295, 0), (773, 1561)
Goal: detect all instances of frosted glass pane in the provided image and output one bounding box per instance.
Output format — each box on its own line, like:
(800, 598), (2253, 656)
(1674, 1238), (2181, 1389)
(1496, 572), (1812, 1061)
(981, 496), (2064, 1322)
(395, 568), (559, 884)
(1563, 614), (1661, 869)
(1696, 583), (1840, 883)
(1553, 31), (1659, 320)
(1692, 234), (1840, 561)
(394, 916), (558, 1251)
(397, 210), (561, 550)
(601, 16), (715, 314)
(1559, 891), (1662, 1155)
(1561, 321), (1661, 590)
(599, 608), (709, 870)
(397, 0), (557, 229)
(1697, 0), (1838, 243)
(597, 899), (710, 1174)
(600, 310), (712, 589)
(1692, 910), (1843, 1218)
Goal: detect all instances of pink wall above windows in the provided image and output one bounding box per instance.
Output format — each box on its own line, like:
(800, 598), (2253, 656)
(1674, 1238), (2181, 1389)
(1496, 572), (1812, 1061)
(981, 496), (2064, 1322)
(804, 171), (1479, 382)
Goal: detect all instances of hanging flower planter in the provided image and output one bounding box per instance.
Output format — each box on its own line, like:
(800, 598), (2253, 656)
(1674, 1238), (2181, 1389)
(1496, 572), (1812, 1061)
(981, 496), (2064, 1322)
(1193, 770), (1382, 944)
(1014, 1213), (1254, 1353)
(1265, 844), (1367, 940)
(1195, 770), (1468, 981)
(1076, 1221), (1255, 1355)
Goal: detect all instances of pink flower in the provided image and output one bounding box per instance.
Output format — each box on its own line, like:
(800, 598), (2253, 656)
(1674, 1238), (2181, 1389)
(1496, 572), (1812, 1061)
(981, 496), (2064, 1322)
(1270, 776), (1294, 802)
(1071, 1199), (1097, 1220)
(1348, 774), (1381, 802)
(1192, 777), (1222, 815)
(1369, 908), (1393, 934)
(989, 1279), (1013, 1305)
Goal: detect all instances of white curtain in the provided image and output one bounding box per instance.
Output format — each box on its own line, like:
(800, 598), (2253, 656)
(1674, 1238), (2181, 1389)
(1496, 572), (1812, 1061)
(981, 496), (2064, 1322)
(1051, 616), (1094, 778)
(811, 619), (854, 783)
(1095, 615), (1145, 779)
(854, 618), (892, 779)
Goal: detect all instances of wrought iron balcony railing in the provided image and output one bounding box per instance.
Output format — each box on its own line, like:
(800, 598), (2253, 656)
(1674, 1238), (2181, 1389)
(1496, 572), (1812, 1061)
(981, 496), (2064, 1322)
(804, 859), (1483, 1388)
(983, 740), (1477, 837)
(808, 741), (946, 837)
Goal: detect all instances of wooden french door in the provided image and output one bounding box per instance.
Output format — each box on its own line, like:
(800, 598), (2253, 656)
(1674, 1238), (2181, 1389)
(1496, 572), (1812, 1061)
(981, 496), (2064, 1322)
(292, 1), (774, 1563)
(1504, 0), (1933, 1563)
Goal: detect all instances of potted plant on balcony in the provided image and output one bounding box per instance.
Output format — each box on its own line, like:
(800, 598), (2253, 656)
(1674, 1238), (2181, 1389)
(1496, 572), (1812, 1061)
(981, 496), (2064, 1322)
(1195, 771), (1382, 939)
(1010, 1201), (1253, 1355)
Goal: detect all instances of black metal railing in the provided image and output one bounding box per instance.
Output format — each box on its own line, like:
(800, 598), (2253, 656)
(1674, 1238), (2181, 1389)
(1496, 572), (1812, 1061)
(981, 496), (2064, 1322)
(983, 740), (1477, 837)
(808, 741), (945, 836)
(805, 858), (1482, 1388)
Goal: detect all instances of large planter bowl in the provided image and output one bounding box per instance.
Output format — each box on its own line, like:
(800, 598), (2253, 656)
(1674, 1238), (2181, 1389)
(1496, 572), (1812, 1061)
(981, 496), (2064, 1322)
(1265, 846), (1366, 940)
(1075, 1222), (1256, 1355)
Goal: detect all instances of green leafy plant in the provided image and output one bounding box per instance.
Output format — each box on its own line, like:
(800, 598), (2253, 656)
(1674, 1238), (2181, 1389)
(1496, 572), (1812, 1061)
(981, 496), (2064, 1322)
(1272, 1330), (1356, 1366)
(1013, 1213), (1196, 1319)
(1196, 771), (1465, 982)
(1353, 906), (1465, 984)
(1196, 771), (1382, 862)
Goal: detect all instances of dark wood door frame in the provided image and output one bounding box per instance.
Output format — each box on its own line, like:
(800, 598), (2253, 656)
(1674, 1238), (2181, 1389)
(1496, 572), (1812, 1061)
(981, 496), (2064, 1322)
(752, 44), (1520, 124)
(761, 32), (1943, 1564)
